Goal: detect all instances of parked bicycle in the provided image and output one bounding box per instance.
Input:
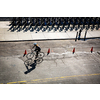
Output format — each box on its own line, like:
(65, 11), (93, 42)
(26, 49), (45, 59)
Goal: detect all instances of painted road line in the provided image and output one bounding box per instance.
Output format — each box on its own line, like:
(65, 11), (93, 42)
(7, 80), (27, 84)
(7, 82), (18, 84)
(4, 73), (100, 84)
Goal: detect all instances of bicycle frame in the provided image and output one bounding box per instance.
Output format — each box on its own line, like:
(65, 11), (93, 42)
(26, 49), (44, 59)
(31, 50), (36, 55)
(31, 49), (41, 56)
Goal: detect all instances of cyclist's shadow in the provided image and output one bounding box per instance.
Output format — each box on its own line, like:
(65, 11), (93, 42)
(24, 60), (37, 74)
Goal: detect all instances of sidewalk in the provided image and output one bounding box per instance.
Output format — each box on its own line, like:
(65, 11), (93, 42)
(0, 21), (100, 41)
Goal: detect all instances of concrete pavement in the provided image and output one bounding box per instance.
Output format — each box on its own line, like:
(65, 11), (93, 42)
(0, 21), (100, 41)
(0, 39), (100, 84)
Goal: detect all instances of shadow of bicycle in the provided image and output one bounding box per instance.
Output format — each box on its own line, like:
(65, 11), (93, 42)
(24, 62), (36, 74)
(24, 58), (43, 74)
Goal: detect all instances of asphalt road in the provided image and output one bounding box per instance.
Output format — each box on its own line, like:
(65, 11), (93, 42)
(0, 39), (100, 84)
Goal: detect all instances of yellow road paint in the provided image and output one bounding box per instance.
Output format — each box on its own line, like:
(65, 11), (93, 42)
(7, 82), (17, 84)
(7, 81), (27, 84)
(45, 78), (53, 80)
(17, 81), (27, 83)
(31, 79), (42, 81)
(5, 73), (100, 84)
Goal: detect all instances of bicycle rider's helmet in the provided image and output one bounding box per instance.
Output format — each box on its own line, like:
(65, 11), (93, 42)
(34, 43), (37, 46)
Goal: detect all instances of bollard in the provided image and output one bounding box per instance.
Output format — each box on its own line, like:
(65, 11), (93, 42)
(75, 32), (78, 42)
(72, 48), (75, 54)
(91, 47), (93, 53)
(23, 50), (27, 57)
(47, 48), (50, 55)
(84, 29), (87, 41)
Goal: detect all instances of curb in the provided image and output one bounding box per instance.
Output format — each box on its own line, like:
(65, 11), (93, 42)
(0, 37), (100, 42)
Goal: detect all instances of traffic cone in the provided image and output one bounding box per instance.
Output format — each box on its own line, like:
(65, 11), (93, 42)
(91, 47), (93, 53)
(23, 50), (27, 57)
(47, 48), (50, 55)
(72, 48), (75, 54)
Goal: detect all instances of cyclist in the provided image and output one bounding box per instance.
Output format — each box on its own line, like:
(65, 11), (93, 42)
(32, 43), (41, 59)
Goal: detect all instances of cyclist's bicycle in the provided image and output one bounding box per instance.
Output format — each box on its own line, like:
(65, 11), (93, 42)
(24, 57), (43, 66)
(26, 49), (45, 59)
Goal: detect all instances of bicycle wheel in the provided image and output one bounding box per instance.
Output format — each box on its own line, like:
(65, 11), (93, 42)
(36, 58), (43, 64)
(26, 53), (34, 59)
(38, 52), (45, 58)
(24, 59), (32, 66)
